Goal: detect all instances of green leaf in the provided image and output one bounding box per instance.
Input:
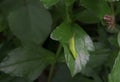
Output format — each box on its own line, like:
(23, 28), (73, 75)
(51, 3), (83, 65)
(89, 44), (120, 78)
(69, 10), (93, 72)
(75, 9), (99, 24)
(63, 24), (94, 76)
(41, 0), (59, 7)
(8, 0), (52, 44)
(72, 24), (95, 51)
(65, 0), (75, 6)
(118, 32), (120, 46)
(64, 43), (89, 76)
(50, 22), (73, 43)
(0, 0), (23, 14)
(0, 46), (55, 81)
(108, 35), (118, 47)
(63, 44), (75, 76)
(52, 64), (94, 82)
(0, 14), (7, 32)
(0, 37), (15, 62)
(115, 2), (120, 15)
(0, 73), (32, 82)
(109, 51), (120, 82)
(51, 16), (94, 77)
(80, 0), (111, 19)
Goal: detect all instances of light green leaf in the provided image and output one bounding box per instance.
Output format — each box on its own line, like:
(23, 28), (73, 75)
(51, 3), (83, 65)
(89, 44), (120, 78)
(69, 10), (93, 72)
(109, 51), (120, 82)
(41, 0), (59, 7)
(0, 46), (55, 81)
(50, 22), (73, 43)
(80, 0), (111, 19)
(8, 0), (52, 44)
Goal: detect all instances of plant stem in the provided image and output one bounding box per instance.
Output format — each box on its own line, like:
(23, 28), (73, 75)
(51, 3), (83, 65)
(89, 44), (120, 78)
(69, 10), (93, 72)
(56, 44), (62, 58)
(109, 2), (115, 21)
(110, 2), (115, 15)
(65, 2), (72, 23)
(65, 6), (71, 23)
(47, 64), (55, 82)
(47, 44), (62, 82)
(110, 2), (116, 29)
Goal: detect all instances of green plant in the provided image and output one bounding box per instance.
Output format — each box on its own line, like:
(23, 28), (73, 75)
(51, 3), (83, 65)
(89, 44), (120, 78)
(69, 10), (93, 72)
(0, 0), (120, 82)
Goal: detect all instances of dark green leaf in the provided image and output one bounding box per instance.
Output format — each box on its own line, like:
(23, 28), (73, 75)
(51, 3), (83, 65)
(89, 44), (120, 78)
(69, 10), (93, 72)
(108, 35), (118, 47)
(0, 46), (55, 80)
(75, 9), (99, 24)
(80, 0), (111, 19)
(41, 0), (59, 7)
(0, 73), (32, 82)
(109, 51), (120, 82)
(0, 37), (15, 62)
(52, 64), (94, 82)
(65, 0), (75, 6)
(8, 0), (52, 44)
(118, 32), (120, 46)
(0, 15), (6, 32)
(0, 0), (23, 14)
(116, 2), (120, 15)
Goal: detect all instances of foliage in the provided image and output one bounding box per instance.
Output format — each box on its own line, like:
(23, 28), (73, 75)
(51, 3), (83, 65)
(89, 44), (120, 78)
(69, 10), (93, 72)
(0, 0), (120, 82)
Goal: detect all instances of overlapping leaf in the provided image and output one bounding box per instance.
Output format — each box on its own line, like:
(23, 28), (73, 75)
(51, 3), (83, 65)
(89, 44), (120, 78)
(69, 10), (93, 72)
(109, 51), (120, 82)
(41, 0), (59, 7)
(72, 24), (95, 52)
(52, 64), (94, 82)
(51, 22), (94, 76)
(0, 46), (55, 80)
(51, 22), (73, 43)
(8, 0), (52, 45)
(80, 0), (111, 19)
(0, 73), (33, 82)
(118, 32), (120, 46)
(74, 9), (99, 24)
(109, 32), (120, 82)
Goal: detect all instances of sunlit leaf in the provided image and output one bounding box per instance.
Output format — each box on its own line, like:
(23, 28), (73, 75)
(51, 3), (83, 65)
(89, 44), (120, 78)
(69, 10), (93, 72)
(72, 24), (95, 51)
(50, 22), (73, 43)
(63, 24), (94, 76)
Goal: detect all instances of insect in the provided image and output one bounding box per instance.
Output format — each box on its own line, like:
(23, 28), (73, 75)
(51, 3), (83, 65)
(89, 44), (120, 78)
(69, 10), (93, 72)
(69, 35), (78, 59)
